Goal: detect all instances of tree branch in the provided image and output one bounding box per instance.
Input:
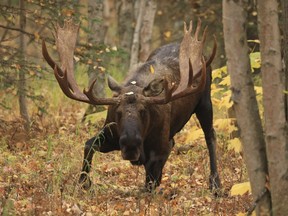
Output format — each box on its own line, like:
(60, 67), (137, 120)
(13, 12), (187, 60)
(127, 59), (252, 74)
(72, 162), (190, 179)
(0, 24), (36, 39)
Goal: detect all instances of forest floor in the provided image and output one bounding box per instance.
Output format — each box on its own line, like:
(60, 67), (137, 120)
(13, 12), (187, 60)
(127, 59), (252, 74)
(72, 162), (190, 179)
(0, 102), (252, 216)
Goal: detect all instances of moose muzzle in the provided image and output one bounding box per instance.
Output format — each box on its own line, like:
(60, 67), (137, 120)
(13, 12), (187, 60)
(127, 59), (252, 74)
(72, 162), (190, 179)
(119, 133), (142, 161)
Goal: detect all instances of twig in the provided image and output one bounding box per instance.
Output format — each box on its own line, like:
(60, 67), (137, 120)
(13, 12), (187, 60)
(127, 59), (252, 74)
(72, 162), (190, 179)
(0, 24), (35, 39)
(247, 187), (269, 215)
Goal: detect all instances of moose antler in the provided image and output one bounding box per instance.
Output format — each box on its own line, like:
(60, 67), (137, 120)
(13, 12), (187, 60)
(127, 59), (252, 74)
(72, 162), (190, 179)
(43, 19), (213, 106)
(147, 19), (209, 104)
(42, 19), (120, 105)
(177, 19), (207, 94)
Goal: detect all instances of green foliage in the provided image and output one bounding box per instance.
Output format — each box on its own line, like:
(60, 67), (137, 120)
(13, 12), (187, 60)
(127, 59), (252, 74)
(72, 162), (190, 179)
(0, 0), (130, 116)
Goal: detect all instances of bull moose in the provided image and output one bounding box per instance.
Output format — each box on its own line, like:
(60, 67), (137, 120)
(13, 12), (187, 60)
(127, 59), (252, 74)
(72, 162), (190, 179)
(42, 19), (221, 191)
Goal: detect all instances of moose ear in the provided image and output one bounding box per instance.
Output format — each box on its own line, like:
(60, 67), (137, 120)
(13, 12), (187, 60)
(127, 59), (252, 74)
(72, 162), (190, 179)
(108, 75), (122, 93)
(143, 78), (165, 97)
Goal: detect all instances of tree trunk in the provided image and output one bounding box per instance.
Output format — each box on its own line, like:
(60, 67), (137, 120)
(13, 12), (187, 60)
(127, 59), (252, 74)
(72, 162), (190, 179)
(19, 0), (30, 131)
(82, 0), (107, 120)
(222, 0), (271, 214)
(129, 0), (145, 70)
(139, 0), (157, 62)
(257, 0), (288, 214)
(103, 0), (118, 45)
(281, 0), (288, 122)
(87, 0), (106, 99)
(118, 0), (134, 53)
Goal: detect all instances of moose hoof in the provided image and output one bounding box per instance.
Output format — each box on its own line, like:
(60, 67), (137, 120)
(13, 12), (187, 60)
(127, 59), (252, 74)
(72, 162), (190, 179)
(209, 174), (221, 196)
(79, 173), (92, 190)
(145, 180), (160, 193)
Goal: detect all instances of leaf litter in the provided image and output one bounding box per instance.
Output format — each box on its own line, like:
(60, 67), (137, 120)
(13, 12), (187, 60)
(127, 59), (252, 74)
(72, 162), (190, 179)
(0, 105), (252, 215)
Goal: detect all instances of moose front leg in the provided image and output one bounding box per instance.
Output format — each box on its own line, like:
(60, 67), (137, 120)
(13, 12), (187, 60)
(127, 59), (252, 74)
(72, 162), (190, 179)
(196, 101), (221, 191)
(144, 152), (170, 192)
(79, 127), (119, 189)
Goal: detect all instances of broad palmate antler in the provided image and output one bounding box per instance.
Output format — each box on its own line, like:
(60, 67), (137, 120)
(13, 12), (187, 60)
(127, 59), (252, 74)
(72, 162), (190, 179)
(42, 19), (215, 105)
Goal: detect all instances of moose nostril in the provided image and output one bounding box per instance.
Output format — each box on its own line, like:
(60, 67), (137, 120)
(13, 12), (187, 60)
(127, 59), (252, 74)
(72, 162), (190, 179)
(119, 135), (128, 146)
(135, 134), (143, 146)
(119, 134), (142, 147)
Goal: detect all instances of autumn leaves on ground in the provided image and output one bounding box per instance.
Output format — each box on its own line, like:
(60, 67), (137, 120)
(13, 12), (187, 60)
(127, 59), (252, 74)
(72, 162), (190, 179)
(0, 78), (252, 215)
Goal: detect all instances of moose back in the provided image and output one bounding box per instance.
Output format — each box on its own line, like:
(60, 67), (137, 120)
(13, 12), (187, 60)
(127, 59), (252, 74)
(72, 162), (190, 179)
(42, 19), (221, 191)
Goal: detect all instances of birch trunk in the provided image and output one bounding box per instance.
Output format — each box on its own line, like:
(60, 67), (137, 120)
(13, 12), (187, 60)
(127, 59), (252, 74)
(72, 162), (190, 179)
(223, 0), (271, 214)
(83, 0), (106, 120)
(257, 0), (288, 214)
(281, 0), (288, 122)
(129, 0), (145, 70)
(118, 0), (134, 52)
(139, 0), (157, 62)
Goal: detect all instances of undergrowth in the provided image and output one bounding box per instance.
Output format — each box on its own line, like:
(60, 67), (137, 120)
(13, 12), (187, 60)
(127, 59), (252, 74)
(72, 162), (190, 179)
(0, 58), (260, 215)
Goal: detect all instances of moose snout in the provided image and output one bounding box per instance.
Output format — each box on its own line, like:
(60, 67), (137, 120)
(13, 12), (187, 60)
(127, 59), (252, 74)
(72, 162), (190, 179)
(119, 134), (142, 161)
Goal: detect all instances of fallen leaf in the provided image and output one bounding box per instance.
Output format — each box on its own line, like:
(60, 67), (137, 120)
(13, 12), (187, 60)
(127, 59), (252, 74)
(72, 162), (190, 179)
(231, 182), (251, 196)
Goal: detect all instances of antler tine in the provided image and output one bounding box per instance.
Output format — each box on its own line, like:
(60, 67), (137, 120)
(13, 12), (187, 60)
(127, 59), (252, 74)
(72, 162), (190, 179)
(183, 21), (187, 33)
(195, 18), (202, 41)
(53, 67), (90, 102)
(183, 20), (193, 34)
(201, 26), (208, 43)
(83, 79), (120, 105)
(42, 40), (64, 76)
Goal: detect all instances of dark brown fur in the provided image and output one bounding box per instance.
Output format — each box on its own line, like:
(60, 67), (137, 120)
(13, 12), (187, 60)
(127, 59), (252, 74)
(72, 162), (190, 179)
(79, 43), (221, 191)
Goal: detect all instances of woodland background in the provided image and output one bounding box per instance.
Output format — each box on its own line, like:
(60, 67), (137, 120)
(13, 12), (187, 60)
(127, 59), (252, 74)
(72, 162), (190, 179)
(0, 0), (287, 215)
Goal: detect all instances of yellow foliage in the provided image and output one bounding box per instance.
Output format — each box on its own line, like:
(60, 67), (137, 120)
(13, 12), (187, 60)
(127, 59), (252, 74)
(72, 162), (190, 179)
(214, 118), (229, 131)
(254, 86), (263, 95)
(211, 86), (223, 95)
(228, 138), (242, 153)
(236, 212), (256, 216)
(219, 92), (233, 109)
(250, 52), (261, 70)
(185, 126), (204, 143)
(214, 118), (236, 133)
(219, 75), (230, 86)
(230, 182), (251, 196)
(212, 66), (227, 80)
(211, 97), (221, 106)
(227, 124), (238, 134)
(163, 31), (171, 39)
(150, 65), (155, 74)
